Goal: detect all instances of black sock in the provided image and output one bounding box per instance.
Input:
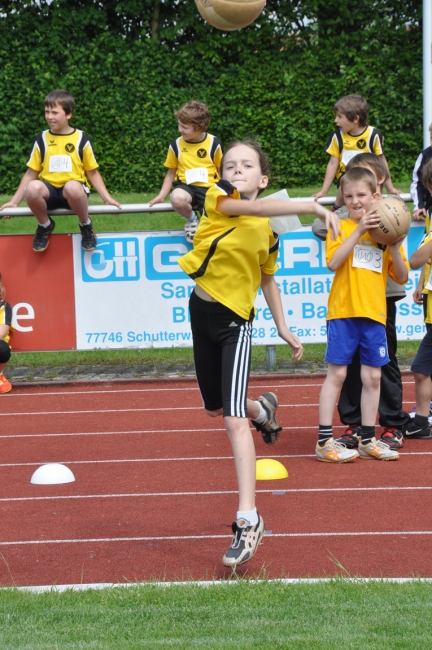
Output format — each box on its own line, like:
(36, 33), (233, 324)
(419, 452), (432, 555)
(414, 414), (428, 428)
(318, 425), (333, 446)
(360, 425), (375, 444)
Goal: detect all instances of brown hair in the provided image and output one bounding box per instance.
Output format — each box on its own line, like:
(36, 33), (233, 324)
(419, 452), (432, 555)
(175, 100), (210, 132)
(340, 167), (377, 194)
(421, 157), (432, 191)
(44, 89), (75, 115)
(334, 94), (369, 127)
(346, 152), (388, 186)
(221, 139), (270, 195)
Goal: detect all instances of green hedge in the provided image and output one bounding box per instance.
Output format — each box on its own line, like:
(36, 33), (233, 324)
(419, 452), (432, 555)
(0, 1), (423, 193)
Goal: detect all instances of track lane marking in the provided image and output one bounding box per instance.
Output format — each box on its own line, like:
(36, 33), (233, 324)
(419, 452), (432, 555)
(0, 530), (431, 546)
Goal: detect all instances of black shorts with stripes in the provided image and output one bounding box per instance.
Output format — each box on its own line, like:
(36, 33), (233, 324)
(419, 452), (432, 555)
(189, 290), (253, 418)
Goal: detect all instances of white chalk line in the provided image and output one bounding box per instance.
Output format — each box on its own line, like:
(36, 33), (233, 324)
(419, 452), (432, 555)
(0, 530), (431, 547)
(2, 485), (432, 503)
(1, 451), (432, 468)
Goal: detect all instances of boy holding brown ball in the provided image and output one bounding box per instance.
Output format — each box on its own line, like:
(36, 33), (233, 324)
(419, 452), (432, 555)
(316, 167), (409, 463)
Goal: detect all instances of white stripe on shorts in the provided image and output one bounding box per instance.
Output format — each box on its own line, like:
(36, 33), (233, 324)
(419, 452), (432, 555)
(230, 321), (252, 417)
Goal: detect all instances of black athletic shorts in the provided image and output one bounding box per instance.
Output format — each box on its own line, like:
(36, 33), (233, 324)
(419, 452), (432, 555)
(42, 180), (89, 211)
(189, 290), (253, 417)
(172, 182), (208, 214)
(411, 325), (432, 375)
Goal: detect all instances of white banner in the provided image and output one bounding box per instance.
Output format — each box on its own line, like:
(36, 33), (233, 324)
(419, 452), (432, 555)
(73, 224), (427, 349)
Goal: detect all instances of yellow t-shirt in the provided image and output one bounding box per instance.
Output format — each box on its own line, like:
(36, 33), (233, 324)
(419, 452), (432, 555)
(326, 219), (408, 325)
(178, 181), (279, 320)
(325, 125), (384, 180)
(0, 301), (12, 345)
(419, 225), (432, 323)
(164, 134), (223, 187)
(27, 129), (99, 188)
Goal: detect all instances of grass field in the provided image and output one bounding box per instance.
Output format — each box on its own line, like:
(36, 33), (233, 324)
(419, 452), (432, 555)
(1, 579), (431, 648)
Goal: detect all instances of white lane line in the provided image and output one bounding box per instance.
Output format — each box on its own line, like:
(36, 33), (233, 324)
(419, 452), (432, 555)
(0, 530), (430, 546)
(0, 428), (228, 439)
(2, 452), (432, 467)
(2, 485), (432, 502)
(5, 379), (415, 398)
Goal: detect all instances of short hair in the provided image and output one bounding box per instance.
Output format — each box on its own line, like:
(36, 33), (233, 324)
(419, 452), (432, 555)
(44, 89), (75, 115)
(334, 94), (369, 127)
(340, 167), (377, 194)
(346, 153), (388, 185)
(421, 157), (432, 191)
(175, 101), (210, 132)
(221, 139), (270, 195)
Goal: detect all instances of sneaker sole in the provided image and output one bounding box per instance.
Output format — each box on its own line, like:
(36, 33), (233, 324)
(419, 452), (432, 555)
(222, 522), (265, 568)
(316, 453), (359, 463)
(33, 242), (49, 252)
(403, 433), (432, 439)
(358, 453), (399, 460)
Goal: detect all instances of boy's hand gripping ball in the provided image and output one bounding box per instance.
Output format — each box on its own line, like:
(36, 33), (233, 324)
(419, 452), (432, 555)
(368, 197), (412, 246)
(195, 0), (266, 31)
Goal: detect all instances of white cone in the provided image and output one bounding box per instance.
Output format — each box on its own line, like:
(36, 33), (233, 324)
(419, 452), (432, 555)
(31, 463), (75, 485)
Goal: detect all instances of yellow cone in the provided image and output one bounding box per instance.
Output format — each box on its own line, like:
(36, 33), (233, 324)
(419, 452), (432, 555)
(256, 458), (288, 481)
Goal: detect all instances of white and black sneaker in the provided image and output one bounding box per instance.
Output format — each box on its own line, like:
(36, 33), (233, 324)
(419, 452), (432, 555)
(251, 392), (282, 444)
(184, 217), (198, 244)
(222, 513), (265, 567)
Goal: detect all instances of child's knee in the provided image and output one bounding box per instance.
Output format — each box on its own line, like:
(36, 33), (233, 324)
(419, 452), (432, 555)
(63, 181), (85, 200)
(0, 340), (11, 364)
(171, 189), (191, 209)
(25, 180), (47, 201)
(205, 407), (223, 418)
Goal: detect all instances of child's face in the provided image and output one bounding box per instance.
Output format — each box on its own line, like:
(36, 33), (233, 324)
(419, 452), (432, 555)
(343, 180), (378, 221)
(334, 111), (360, 133)
(45, 103), (72, 133)
(222, 144), (268, 199)
(177, 121), (205, 141)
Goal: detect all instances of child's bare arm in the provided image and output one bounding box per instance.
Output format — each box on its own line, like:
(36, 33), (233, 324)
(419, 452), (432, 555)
(260, 272), (303, 360)
(387, 239), (409, 284)
(413, 266), (426, 303)
(327, 208), (380, 271)
(313, 156), (339, 200)
(86, 169), (121, 208)
(0, 168), (39, 211)
(410, 239), (432, 269)
(0, 324), (10, 340)
(149, 168), (177, 206)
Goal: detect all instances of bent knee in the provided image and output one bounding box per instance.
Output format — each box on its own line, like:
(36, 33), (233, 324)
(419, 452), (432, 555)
(170, 189), (191, 209)
(63, 181), (85, 199)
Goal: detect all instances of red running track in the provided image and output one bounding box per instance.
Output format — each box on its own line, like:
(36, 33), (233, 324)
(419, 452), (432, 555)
(0, 373), (431, 587)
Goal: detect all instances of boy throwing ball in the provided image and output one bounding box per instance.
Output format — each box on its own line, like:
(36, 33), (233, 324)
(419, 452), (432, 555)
(0, 89), (120, 252)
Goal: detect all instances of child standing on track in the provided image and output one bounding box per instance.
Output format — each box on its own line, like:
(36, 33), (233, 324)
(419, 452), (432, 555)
(313, 94), (400, 210)
(178, 139), (338, 567)
(149, 101), (223, 244)
(0, 273), (13, 394)
(0, 89), (121, 252)
(316, 167), (409, 463)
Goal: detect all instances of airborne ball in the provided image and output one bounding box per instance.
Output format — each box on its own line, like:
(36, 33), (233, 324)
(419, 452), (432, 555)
(368, 197), (411, 246)
(195, 0), (266, 31)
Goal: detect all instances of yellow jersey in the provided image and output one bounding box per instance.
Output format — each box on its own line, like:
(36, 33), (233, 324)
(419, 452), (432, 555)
(164, 134), (223, 188)
(178, 180), (279, 320)
(325, 125), (384, 180)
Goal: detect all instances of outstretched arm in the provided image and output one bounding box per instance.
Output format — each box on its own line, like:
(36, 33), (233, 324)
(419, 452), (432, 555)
(0, 168), (39, 212)
(149, 168), (177, 206)
(86, 169), (121, 208)
(313, 156), (339, 200)
(410, 239), (432, 270)
(260, 272), (303, 360)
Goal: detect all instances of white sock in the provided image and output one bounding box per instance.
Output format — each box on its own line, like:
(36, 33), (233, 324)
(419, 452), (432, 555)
(252, 401), (267, 424)
(236, 508), (258, 526)
(40, 220), (51, 228)
(81, 219), (91, 226)
(187, 211), (198, 222)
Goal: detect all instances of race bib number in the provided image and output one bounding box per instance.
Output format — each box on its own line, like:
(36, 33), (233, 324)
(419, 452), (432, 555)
(341, 150), (360, 166)
(185, 168), (208, 185)
(49, 155), (72, 173)
(352, 244), (383, 273)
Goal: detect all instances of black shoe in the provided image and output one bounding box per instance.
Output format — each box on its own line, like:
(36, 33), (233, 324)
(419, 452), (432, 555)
(380, 427), (404, 450)
(251, 392), (282, 445)
(80, 221), (97, 251)
(222, 513), (265, 567)
(33, 218), (55, 252)
(336, 425), (361, 449)
(403, 420), (432, 439)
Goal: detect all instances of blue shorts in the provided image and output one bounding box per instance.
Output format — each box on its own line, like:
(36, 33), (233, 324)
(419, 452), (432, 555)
(325, 318), (389, 367)
(42, 180), (89, 211)
(411, 325), (432, 376)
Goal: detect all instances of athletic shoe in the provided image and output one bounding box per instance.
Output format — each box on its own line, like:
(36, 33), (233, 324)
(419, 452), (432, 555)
(0, 374), (11, 394)
(358, 437), (399, 460)
(409, 405), (432, 425)
(251, 392), (282, 445)
(222, 513), (265, 567)
(79, 221), (97, 251)
(315, 438), (359, 463)
(403, 420), (432, 440)
(33, 217), (55, 252)
(184, 217), (198, 244)
(380, 428), (404, 450)
(335, 425), (361, 449)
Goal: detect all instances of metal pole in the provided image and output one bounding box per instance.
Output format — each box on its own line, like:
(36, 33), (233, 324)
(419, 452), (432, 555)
(424, 0), (432, 148)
